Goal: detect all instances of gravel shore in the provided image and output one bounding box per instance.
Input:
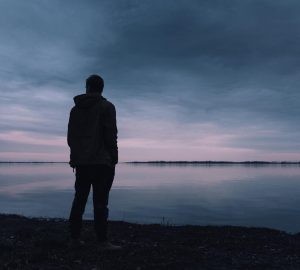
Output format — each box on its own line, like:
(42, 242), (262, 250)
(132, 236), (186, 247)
(1, 214), (300, 269)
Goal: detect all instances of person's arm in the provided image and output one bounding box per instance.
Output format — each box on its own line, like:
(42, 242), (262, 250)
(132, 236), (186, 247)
(67, 108), (76, 168)
(67, 108), (74, 147)
(103, 103), (118, 165)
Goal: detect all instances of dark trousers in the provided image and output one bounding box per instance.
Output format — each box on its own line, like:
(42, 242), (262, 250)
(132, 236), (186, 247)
(69, 164), (115, 242)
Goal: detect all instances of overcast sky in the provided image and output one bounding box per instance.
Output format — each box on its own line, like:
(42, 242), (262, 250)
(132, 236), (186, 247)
(0, 0), (300, 162)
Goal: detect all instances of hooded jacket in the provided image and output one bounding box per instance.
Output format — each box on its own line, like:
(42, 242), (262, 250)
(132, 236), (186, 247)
(67, 93), (118, 167)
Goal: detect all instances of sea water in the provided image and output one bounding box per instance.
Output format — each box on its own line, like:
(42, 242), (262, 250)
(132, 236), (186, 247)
(1, 162), (300, 233)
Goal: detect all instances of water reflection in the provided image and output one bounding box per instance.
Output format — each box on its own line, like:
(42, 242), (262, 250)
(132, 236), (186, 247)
(1, 163), (300, 232)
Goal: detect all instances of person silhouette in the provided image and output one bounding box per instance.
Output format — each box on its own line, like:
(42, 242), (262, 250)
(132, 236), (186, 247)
(67, 74), (120, 250)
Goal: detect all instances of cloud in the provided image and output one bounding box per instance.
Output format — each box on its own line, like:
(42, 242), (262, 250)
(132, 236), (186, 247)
(1, 0), (300, 161)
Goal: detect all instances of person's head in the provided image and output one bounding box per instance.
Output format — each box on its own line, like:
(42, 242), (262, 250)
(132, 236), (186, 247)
(86, 74), (104, 94)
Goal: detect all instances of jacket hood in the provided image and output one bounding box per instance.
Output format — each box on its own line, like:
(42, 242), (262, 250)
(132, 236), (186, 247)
(73, 93), (106, 109)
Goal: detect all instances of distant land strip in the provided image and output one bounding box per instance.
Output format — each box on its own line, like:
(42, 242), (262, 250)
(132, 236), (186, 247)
(0, 161), (300, 165)
(126, 161), (300, 165)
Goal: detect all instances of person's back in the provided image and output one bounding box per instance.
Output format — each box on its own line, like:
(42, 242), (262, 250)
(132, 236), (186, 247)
(68, 92), (117, 167)
(67, 74), (120, 250)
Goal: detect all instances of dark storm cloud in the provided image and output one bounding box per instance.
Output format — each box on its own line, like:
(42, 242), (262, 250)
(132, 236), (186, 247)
(0, 0), (112, 88)
(86, 0), (300, 131)
(97, 1), (300, 75)
(2, 0), (299, 92)
(1, 0), (300, 160)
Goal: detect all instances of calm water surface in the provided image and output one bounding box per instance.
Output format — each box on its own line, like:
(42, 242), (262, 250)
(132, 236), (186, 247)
(1, 163), (300, 232)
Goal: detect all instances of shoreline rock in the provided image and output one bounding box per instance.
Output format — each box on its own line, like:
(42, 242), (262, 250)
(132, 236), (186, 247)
(1, 214), (300, 269)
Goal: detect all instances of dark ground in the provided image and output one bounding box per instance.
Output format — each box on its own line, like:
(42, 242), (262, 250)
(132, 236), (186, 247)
(1, 214), (300, 269)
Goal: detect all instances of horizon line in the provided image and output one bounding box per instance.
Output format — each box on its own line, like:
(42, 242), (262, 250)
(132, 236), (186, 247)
(126, 160), (300, 164)
(0, 160), (300, 164)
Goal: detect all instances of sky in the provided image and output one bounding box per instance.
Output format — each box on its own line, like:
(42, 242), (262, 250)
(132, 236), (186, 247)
(0, 0), (300, 162)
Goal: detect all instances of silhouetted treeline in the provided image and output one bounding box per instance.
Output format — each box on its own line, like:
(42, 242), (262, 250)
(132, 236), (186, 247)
(1, 161), (300, 165)
(127, 161), (300, 165)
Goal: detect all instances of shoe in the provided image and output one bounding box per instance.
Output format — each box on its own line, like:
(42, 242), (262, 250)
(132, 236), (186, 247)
(98, 241), (122, 251)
